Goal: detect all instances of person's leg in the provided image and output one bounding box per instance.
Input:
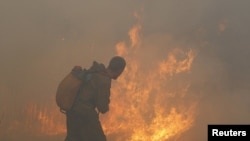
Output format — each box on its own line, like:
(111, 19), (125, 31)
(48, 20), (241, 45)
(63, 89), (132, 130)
(79, 112), (106, 141)
(64, 111), (82, 141)
(90, 119), (106, 141)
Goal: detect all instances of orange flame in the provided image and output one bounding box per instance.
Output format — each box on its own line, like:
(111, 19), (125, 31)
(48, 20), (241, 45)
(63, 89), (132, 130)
(1, 11), (198, 141)
(100, 12), (198, 141)
(129, 12), (142, 48)
(159, 48), (196, 77)
(35, 103), (66, 135)
(0, 100), (66, 140)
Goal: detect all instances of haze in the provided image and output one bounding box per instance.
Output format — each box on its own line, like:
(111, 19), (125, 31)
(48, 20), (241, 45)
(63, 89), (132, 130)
(0, 0), (250, 141)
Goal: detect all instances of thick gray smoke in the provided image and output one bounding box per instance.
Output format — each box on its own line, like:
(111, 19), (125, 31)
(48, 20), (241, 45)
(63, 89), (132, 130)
(0, 0), (250, 141)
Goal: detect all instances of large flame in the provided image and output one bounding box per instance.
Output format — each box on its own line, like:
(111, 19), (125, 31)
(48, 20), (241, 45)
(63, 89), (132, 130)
(100, 13), (197, 141)
(0, 12), (197, 141)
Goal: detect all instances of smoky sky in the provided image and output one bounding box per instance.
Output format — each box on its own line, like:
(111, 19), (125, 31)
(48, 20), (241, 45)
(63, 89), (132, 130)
(0, 0), (250, 141)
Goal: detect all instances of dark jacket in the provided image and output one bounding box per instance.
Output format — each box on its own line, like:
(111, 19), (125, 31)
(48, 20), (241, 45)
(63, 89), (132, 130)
(72, 61), (111, 116)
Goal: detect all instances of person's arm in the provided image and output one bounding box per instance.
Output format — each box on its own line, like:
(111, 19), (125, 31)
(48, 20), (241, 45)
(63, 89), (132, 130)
(94, 76), (111, 114)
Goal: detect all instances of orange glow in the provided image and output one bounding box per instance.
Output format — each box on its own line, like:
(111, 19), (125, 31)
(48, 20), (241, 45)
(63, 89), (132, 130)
(1, 12), (198, 141)
(159, 48), (196, 77)
(129, 23), (141, 48)
(3, 102), (65, 136)
(129, 12), (142, 48)
(100, 13), (197, 141)
(35, 103), (66, 136)
(218, 19), (228, 34)
(116, 42), (128, 56)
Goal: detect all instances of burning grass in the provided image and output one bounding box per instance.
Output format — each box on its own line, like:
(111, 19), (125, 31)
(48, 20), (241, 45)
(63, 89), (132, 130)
(0, 12), (198, 141)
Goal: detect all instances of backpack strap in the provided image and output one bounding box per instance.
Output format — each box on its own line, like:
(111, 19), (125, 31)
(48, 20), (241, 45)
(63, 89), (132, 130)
(66, 68), (100, 113)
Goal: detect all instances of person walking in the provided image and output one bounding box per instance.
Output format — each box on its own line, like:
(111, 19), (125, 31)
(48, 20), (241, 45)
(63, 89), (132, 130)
(64, 56), (126, 141)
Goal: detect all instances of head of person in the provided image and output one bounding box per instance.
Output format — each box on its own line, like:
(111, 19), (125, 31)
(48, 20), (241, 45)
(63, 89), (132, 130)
(107, 56), (126, 80)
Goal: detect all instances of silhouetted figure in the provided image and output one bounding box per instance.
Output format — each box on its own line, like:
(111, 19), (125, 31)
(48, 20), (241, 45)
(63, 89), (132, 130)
(64, 56), (126, 141)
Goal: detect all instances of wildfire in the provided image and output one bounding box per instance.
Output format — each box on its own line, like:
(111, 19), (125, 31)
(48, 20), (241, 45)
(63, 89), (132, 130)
(8, 102), (65, 134)
(1, 12), (198, 141)
(100, 12), (197, 141)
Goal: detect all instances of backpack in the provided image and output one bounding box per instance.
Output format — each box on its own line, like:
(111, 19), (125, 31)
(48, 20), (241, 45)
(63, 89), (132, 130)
(56, 66), (92, 113)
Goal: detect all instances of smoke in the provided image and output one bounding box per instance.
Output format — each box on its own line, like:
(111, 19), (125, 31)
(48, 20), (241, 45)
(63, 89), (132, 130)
(1, 0), (250, 141)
